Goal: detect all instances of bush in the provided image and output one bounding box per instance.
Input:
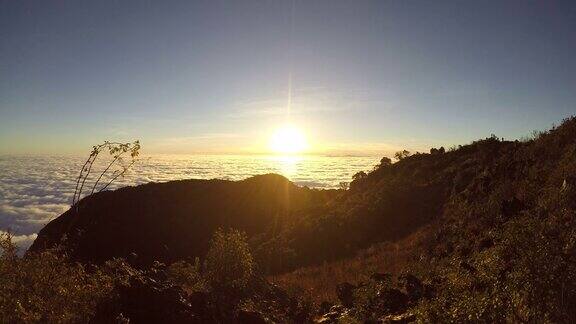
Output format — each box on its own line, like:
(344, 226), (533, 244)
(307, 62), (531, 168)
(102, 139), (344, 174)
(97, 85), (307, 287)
(412, 213), (576, 322)
(0, 233), (114, 322)
(167, 259), (208, 293)
(205, 229), (254, 290)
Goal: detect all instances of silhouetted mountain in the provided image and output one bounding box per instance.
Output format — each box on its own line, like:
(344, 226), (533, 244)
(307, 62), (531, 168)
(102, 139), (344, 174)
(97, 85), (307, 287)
(30, 174), (337, 266)
(32, 118), (576, 273)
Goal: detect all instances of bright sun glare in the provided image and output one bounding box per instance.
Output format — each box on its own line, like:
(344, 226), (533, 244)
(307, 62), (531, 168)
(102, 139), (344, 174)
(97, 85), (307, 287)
(269, 125), (309, 154)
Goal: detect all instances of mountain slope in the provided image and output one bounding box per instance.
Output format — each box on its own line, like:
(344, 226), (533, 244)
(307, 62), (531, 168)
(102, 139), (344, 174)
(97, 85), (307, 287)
(273, 116), (576, 322)
(30, 174), (337, 266)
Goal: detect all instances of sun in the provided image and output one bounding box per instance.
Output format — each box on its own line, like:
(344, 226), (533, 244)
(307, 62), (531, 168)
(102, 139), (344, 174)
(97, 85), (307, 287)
(269, 125), (309, 154)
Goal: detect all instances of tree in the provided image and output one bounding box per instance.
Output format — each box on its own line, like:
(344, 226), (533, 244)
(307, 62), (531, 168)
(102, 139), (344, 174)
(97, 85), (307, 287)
(394, 150), (411, 161)
(352, 171), (367, 181)
(380, 157), (392, 166)
(430, 147), (445, 155)
(205, 229), (254, 291)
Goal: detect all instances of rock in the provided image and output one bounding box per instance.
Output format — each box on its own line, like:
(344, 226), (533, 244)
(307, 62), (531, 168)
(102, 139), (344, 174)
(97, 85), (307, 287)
(336, 282), (356, 307)
(374, 288), (409, 314)
(370, 272), (392, 283)
(380, 312), (416, 323)
(115, 276), (197, 323)
(319, 301), (333, 314)
(236, 310), (267, 324)
(398, 274), (424, 302)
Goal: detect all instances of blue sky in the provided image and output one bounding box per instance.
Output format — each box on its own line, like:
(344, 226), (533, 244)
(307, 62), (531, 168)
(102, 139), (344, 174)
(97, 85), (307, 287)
(1, 0), (575, 155)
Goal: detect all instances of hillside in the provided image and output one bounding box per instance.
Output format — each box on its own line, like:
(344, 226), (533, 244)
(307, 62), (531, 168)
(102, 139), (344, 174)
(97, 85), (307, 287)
(274, 116), (576, 322)
(19, 116), (576, 322)
(29, 174), (337, 266)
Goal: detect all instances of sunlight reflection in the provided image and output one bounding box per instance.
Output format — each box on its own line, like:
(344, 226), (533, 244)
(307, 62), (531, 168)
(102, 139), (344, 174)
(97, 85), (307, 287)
(266, 155), (303, 177)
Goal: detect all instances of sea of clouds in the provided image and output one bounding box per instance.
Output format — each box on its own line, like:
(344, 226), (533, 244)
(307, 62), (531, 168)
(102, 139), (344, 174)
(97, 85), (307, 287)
(0, 154), (379, 252)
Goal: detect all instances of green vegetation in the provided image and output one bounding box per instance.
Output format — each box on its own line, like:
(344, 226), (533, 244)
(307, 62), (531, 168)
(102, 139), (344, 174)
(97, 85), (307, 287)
(273, 116), (576, 322)
(12, 116), (576, 322)
(206, 229), (254, 291)
(167, 229), (256, 293)
(0, 232), (114, 322)
(72, 140), (141, 208)
(167, 259), (208, 293)
(0, 229), (306, 323)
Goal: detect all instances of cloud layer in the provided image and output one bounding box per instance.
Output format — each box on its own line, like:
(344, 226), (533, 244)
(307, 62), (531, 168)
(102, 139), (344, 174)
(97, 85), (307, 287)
(0, 154), (379, 251)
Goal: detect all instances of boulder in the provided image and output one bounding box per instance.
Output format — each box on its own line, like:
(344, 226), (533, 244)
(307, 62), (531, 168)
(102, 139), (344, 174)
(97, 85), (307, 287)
(115, 276), (197, 323)
(398, 274), (424, 302)
(374, 288), (409, 314)
(319, 301), (333, 314)
(236, 310), (267, 324)
(336, 282), (356, 307)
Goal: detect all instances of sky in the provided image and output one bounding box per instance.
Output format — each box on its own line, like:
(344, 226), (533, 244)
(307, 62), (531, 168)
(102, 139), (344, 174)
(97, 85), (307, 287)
(1, 0), (575, 156)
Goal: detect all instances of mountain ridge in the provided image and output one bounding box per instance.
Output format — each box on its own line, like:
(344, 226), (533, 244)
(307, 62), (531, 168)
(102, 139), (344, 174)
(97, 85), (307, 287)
(24, 116), (576, 322)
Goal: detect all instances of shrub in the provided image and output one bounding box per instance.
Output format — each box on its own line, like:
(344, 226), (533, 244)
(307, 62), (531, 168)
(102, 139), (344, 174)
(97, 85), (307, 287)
(167, 259), (208, 293)
(206, 229), (254, 290)
(72, 140), (141, 209)
(0, 233), (114, 322)
(412, 214), (576, 323)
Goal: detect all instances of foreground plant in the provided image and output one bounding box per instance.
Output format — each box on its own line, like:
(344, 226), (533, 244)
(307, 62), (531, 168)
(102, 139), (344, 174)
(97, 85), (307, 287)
(72, 140), (141, 209)
(0, 232), (115, 322)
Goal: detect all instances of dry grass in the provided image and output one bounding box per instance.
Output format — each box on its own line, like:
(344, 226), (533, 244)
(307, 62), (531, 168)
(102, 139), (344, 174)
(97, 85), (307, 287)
(269, 228), (430, 303)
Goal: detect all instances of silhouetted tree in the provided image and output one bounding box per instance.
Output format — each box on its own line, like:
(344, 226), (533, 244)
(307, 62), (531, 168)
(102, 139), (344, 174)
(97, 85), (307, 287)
(380, 157), (392, 166)
(430, 147), (446, 155)
(394, 150), (411, 161)
(72, 140), (141, 209)
(352, 171), (367, 181)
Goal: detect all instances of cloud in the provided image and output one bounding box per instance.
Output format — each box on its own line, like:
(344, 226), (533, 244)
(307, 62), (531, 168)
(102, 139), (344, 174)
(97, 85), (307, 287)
(0, 154), (380, 254)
